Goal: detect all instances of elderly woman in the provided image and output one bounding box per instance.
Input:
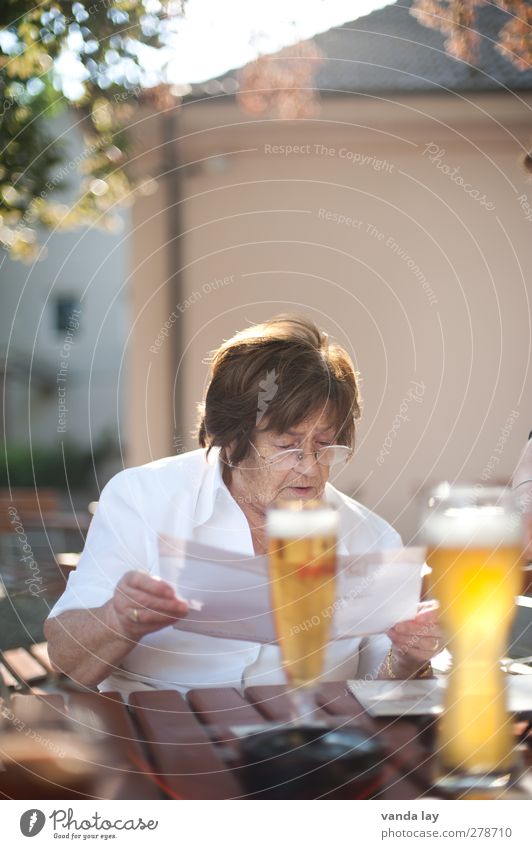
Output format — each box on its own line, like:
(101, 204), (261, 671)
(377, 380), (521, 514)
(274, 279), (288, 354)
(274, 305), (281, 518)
(45, 315), (441, 694)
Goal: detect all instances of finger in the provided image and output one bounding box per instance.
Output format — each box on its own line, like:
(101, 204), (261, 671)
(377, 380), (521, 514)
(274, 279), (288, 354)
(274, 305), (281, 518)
(118, 599), (188, 624)
(412, 607), (440, 625)
(388, 620), (422, 636)
(390, 612), (438, 637)
(121, 571), (177, 599)
(416, 599), (440, 615)
(143, 597), (188, 617)
(116, 601), (188, 636)
(389, 623), (443, 643)
(118, 587), (187, 613)
(114, 578), (187, 615)
(391, 647), (433, 667)
(389, 612), (438, 635)
(133, 607), (187, 626)
(391, 634), (441, 654)
(389, 635), (443, 659)
(388, 621), (443, 645)
(116, 578), (184, 612)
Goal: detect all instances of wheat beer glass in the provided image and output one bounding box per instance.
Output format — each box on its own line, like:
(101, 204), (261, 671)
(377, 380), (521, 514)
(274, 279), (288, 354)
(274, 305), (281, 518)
(424, 485), (522, 792)
(267, 499), (339, 722)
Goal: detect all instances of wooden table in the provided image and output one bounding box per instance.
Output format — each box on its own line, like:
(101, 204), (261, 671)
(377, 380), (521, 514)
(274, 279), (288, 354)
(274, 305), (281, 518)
(1, 684), (530, 800)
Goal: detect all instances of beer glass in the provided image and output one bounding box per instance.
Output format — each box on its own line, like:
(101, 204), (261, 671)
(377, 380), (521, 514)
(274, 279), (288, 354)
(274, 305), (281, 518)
(267, 499), (338, 722)
(423, 484), (523, 792)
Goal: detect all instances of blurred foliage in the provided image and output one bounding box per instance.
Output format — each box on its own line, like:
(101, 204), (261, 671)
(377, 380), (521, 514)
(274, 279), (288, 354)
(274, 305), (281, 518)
(238, 40), (324, 119)
(0, 436), (118, 488)
(0, 1), (184, 262)
(411, 1), (532, 68)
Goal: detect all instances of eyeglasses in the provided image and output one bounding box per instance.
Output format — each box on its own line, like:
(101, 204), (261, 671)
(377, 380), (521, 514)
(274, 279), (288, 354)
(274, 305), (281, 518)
(248, 440), (352, 470)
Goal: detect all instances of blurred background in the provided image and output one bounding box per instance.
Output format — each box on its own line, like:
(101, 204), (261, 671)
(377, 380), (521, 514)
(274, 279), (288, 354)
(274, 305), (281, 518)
(1, 0), (532, 665)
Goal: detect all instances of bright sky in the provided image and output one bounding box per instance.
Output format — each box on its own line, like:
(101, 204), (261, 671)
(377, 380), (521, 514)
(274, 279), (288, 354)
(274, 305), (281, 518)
(46, 0), (394, 98)
(163, 0), (395, 85)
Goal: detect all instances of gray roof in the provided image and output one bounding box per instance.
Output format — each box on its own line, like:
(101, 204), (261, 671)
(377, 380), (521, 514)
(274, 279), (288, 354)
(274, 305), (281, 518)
(190, 0), (532, 97)
(313, 0), (532, 94)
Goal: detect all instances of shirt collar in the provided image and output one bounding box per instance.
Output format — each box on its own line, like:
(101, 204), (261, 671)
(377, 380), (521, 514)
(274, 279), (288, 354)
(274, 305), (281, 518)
(193, 446), (229, 527)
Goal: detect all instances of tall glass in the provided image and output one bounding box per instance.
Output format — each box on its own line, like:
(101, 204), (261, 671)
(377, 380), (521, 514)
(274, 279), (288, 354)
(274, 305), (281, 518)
(267, 499), (338, 722)
(423, 485), (523, 792)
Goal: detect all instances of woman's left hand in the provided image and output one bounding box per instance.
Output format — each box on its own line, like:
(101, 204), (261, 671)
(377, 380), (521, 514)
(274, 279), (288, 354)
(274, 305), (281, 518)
(386, 600), (444, 674)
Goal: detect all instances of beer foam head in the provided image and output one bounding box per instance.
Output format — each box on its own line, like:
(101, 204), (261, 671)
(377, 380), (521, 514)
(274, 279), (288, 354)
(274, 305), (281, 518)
(267, 501), (339, 538)
(424, 503), (521, 548)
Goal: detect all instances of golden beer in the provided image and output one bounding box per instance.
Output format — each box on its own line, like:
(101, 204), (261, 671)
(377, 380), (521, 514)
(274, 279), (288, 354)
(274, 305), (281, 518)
(268, 501), (338, 689)
(425, 487), (522, 789)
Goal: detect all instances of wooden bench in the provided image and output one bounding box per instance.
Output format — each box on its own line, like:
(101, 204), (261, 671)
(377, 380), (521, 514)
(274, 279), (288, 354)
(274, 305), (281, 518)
(0, 489), (60, 531)
(0, 642), (59, 694)
(0, 488), (84, 598)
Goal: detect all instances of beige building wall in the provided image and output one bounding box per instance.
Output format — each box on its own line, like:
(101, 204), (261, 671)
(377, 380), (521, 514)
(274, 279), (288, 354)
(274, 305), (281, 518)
(128, 93), (532, 541)
(127, 172), (177, 467)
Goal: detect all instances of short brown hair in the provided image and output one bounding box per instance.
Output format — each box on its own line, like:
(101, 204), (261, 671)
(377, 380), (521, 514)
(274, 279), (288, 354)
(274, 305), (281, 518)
(197, 314), (361, 466)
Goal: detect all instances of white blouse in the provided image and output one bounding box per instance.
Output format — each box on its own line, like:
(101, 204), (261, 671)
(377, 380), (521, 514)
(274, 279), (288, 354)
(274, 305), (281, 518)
(48, 448), (402, 695)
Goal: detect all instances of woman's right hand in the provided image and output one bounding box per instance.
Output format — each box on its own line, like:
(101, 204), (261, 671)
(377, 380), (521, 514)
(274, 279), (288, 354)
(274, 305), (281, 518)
(108, 570), (189, 640)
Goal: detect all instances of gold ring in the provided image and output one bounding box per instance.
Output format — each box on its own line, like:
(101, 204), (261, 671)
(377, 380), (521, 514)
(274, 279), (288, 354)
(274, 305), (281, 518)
(130, 608), (140, 624)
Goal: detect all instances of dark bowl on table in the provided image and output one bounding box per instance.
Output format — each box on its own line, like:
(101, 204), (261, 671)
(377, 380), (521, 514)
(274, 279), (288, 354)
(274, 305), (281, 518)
(238, 725), (385, 799)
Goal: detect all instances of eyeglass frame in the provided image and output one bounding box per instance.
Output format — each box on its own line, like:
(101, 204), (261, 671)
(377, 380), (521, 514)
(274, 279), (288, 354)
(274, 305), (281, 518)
(247, 439), (353, 469)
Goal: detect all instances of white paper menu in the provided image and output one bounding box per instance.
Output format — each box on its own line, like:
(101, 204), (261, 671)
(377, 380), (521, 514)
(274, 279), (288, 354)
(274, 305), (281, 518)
(157, 536), (425, 644)
(347, 675), (532, 717)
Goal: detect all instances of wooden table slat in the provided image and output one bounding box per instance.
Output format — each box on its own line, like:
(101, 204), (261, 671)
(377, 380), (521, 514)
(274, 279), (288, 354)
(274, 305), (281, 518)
(29, 642), (58, 676)
(318, 682), (377, 728)
(187, 687), (263, 728)
(0, 662), (18, 689)
(67, 691), (161, 799)
(130, 689), (242, 799)
(2, 648), (48, 684)
(245, 685), (330, 723)
(10, 693), (66, 725)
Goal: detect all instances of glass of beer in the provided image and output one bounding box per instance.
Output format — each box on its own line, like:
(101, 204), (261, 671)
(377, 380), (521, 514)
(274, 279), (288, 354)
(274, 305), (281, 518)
(267, 499), (338, 722)
(423, 484), (523, 792)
